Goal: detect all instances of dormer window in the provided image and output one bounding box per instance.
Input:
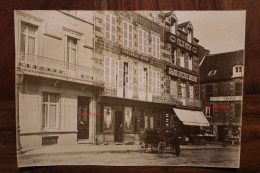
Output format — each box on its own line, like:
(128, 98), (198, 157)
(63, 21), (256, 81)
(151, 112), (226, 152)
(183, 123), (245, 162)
(208, 70), (217, 76)
(188, 29), (192, 43)
(170, 21), (176, 35)
(232, 65), (243, 78)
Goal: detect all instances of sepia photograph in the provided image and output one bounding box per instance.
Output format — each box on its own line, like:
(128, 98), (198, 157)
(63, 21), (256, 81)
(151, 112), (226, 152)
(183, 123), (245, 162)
(14, 10), (245, 168)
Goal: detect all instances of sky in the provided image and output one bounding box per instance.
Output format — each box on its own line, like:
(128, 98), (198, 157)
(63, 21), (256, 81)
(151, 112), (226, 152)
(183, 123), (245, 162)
(174, 11), (246, 54)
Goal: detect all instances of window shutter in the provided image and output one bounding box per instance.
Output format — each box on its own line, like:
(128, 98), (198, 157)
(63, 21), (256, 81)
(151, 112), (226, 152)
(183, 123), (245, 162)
(152, 70), (156, 93)
(128, 63), (133, 99)
(190, 85), (194, 99)
(123, 21), (127, 47)
(105, 13), (110, 40)
(148, 69), (152, 93)
(104, 56), (110, 86)
(111, 16), (116, 42)
(138, 67), (143, 91)
(152, 35), (156, 57)
(156, 72), (160, 94)
(110, 58), (116, 88)
(138, 29), (142, 52)
(144, 31), (148, 53)
(117, 60), (123, 97)
(129, 24), (133, 49)
(157, 37), (160, 59)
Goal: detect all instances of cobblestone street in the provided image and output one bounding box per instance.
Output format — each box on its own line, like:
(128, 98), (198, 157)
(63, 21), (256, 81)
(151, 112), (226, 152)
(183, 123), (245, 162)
(18, 146), (240, 168)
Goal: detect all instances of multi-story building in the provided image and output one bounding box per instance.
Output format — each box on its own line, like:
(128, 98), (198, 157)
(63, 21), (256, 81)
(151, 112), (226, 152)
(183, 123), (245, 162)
(200, 50), (244, 142)
(15, 10), (103, 148)
(94, 11), (209, 144)
(15, 10), (210, 149)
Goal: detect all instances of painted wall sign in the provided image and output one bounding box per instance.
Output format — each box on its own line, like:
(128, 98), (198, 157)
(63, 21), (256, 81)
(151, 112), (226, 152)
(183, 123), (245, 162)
(210, 96), (242, 102)
(167, 66), (198, 82)
(166, 32), (198, 54)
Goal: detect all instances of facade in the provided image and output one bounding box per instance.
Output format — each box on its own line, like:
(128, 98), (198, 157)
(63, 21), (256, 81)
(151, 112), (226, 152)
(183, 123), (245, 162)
(15, 10), (102, 148)
(15, 10), (209, 149)
(94, 11), (208, 145)
(200, 50), (244, 142)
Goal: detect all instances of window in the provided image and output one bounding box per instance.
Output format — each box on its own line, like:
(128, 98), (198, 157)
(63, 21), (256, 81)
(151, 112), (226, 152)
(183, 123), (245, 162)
(235, 83), (243, 96)
(232, 65), (243, 78)
(189, 85), (194, 99)
(123, 21), (133, 49)
(181, 82), (186, 97)
(140, 110), (145, 129)
(171, 48), (176, 64)
(170, 80), (178, 96)
(104, 56), (116, 88)
(42, 92), (59, 129)
(152, 35), (160, 59)
(105, 12), (116, 42)
(205, 84), (213, 98)
(205, 105), (213, 117)
(144, 114), (155, 130)
(104, 106), (112, 131)
(138, 29), (148, 54)
(178, 81), (182, 96)
(20, 22), (37, 54)
(188, 29), (192, 42)
(180, 52), (185, 67)
(151, 70), (160, 94)
(124, 107), (133, 131)
(138, 67), (147, 100)
(170, 22), (175, 34)
(156, 113), (161, 129)
(208, 70), (217, 76)
(66, 37), (77, 64)
(188, 55), (192, 70)
(235, 104), (242, 117)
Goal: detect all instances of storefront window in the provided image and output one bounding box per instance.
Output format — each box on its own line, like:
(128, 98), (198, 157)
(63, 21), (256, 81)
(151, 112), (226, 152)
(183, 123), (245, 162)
(104, 106), (112, 131)
(124, 107), (133, 131)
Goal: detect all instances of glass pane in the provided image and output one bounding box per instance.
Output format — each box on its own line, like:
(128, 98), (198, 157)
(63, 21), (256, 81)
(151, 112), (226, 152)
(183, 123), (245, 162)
(20, 34), (25, 53)
(104, 107), (112, 131)
(43, 93), (48, 102)
(28, 37), (35, 54)
(28, 25), (36, 35)
(49, 105), (57, 128)
(124, 108), (132, 131)
(42, 104), (47, 128)
(50, 93), (58, 103)
(150, 116), (154, 129)
(71, 49), (76, 64)
(144, 116), (148, 129)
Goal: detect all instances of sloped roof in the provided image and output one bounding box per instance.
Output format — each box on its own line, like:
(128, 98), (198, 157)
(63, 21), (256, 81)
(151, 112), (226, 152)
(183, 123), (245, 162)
(178, 21), (189, 28)
(200, 50), (244, 82)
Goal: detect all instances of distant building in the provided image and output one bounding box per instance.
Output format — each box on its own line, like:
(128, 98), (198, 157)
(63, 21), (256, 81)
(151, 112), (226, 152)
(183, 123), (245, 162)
(200, 50), (244, 142)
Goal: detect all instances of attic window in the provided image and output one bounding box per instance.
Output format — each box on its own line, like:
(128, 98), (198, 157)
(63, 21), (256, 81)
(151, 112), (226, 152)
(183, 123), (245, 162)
(208, 70), (217, 76)
(232, 65), (243, 78)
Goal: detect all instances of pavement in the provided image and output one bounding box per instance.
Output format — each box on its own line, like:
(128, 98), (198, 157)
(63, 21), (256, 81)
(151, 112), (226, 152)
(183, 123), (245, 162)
(20, 142), (238, 156)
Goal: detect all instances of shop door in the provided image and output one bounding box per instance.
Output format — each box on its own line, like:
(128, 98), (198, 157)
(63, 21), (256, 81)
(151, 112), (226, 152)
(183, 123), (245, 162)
(115, 111), (123, 142)
(77, 97), (89, 140)
(218, 125), (224, 142)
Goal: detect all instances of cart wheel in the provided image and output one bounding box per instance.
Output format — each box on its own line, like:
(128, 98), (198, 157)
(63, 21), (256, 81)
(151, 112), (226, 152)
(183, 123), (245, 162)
(138, 142), (146, 153)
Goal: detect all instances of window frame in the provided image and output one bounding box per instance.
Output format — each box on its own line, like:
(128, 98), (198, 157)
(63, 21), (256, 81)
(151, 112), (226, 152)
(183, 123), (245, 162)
(152, 34), (160, 59)
(104, 12), (117, 43)
(42, 92), (60, 129)
(19, 21), (38, 55)
(180, 52), (185, 68)
(66, 36), (78, 64)
(138, 28), (148, 54)
(123, 21), (133, 49)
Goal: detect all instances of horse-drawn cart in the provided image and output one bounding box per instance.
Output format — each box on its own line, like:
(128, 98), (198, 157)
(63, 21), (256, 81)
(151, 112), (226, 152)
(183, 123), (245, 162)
(139, 129), (176, 154)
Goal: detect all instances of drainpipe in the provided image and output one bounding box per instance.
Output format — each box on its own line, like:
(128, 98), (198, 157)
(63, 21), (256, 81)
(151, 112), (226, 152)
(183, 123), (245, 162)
(92, 11), (96, 146)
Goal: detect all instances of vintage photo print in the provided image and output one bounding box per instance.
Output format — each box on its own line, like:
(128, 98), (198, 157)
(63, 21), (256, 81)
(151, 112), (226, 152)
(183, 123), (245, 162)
(15, 10), (246, 168)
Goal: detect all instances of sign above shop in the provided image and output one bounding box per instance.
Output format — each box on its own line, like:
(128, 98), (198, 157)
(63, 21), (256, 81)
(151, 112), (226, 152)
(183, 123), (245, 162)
(166, 32), (198, 55)
(210, 96), (242, 102)
(167, 66), (198, 82)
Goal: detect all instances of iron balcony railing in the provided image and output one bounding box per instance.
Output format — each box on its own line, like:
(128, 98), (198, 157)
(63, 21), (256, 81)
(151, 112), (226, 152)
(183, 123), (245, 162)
(16, 52), (104, 87)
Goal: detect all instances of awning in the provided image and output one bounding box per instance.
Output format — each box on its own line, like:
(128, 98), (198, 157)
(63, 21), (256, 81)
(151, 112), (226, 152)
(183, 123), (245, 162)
(173, 108), (210, 126)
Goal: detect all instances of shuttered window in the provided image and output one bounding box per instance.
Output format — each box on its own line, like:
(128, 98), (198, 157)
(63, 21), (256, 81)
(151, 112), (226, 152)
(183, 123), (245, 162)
(151, 70), (160, 94)
(128, 63), (133, 99)
(138, 29), (148, 54)
(104, 56), (116, 88)
(105, 12), (116, 42)
(152, 35), (160, 59)
(180, 52), (185, 68)
(123, 21), (133, 49)
(190, 85), (194, 99)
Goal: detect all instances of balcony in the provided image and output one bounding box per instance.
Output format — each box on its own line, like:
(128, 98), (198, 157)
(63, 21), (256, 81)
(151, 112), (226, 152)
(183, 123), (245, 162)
(16, 52), (104, 87)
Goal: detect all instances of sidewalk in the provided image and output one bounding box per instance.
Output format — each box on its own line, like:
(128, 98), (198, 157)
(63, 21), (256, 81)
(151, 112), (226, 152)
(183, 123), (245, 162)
(20, 143), (238, 156)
